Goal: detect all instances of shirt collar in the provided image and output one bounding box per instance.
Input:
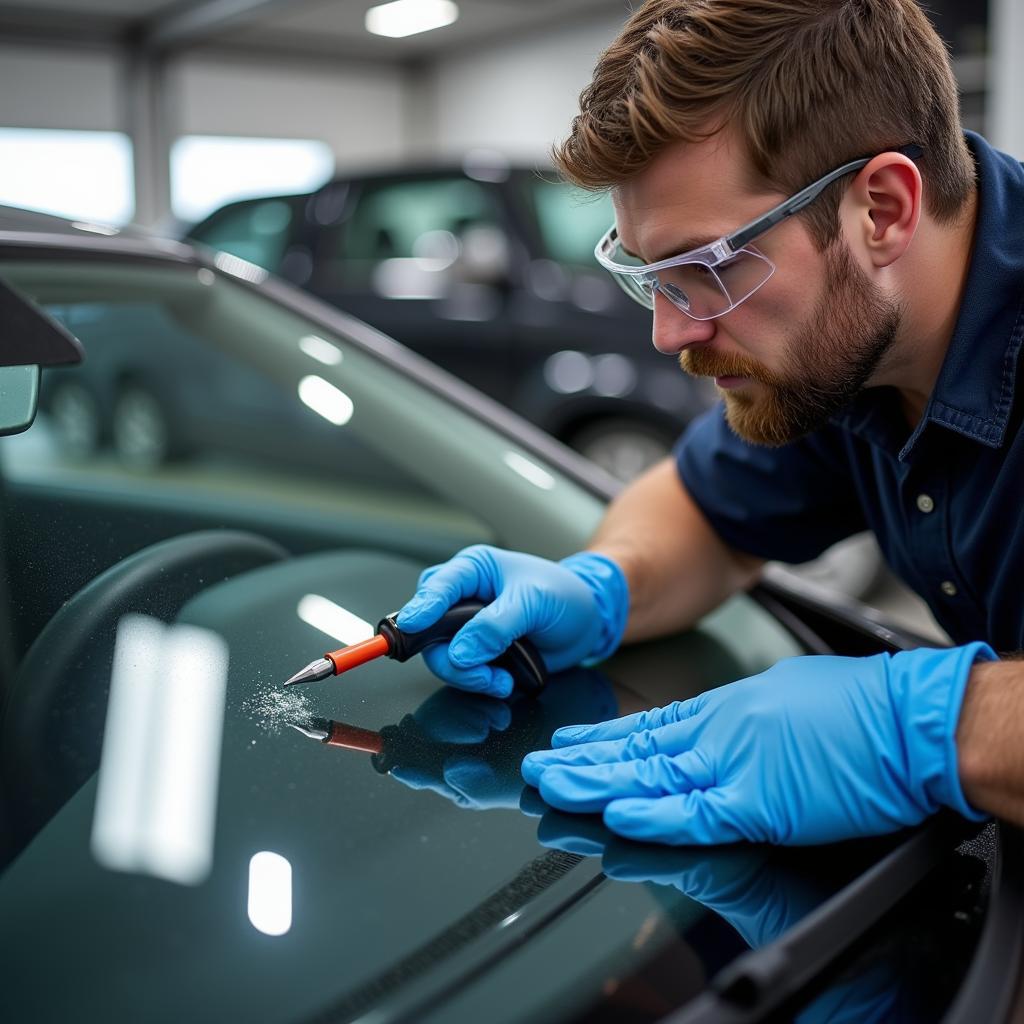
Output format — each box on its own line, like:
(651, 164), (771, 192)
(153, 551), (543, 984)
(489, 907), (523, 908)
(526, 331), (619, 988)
(835, 131), (1024, 462)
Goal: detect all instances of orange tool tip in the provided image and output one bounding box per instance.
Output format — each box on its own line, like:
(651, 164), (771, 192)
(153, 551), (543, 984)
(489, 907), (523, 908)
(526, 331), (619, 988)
(325, 634), (390, 676)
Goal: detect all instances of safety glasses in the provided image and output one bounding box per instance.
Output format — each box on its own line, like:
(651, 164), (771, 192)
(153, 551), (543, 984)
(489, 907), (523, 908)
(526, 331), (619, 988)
(595, 144), (923, 320)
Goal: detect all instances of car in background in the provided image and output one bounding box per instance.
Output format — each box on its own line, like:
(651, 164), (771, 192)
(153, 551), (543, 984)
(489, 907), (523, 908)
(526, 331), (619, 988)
(184, 158), (717, 482)
(0, 209), (1021, 1023)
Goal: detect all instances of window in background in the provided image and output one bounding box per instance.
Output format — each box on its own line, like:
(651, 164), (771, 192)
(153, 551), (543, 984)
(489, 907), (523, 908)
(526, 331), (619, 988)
(171, 136), (334, 226)
(187, 196), (304, 273)
(330, 176), (505, 294)
(528, 180), (613, 269)
(0, 128), (134, 225)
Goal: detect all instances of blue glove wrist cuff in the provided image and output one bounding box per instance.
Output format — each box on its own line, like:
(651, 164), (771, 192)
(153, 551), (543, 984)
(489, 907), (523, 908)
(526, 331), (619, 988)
(891, 640), (997, 822)
(559, 551), (629, 664)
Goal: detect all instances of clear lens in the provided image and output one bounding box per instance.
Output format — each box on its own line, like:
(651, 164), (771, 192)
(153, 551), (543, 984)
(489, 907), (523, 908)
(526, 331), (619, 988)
(609, 248), (773, 320)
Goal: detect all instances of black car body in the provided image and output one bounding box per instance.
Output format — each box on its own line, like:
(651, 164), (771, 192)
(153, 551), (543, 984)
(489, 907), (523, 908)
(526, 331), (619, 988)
(0, 209), (1021, 1023)
(184, 161), (716, 479)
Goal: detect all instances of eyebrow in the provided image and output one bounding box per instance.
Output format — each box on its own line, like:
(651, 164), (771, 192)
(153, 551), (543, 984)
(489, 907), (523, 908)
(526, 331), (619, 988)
(621, 235), (721, 263)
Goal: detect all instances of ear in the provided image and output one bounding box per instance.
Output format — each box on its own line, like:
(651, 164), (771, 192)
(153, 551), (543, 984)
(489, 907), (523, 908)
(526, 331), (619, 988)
(844, 152), (922, 269)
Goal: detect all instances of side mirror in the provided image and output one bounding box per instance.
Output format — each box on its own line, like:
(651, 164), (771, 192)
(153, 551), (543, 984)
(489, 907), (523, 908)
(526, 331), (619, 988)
(0, 275), (84, 436)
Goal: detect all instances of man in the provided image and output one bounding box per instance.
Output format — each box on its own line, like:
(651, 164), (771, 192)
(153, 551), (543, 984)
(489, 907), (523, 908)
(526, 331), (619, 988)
(397, 0), (1024, 844)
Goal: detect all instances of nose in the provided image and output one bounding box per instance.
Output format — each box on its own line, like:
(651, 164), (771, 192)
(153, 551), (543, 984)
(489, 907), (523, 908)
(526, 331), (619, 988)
(651, 290), (716, 356)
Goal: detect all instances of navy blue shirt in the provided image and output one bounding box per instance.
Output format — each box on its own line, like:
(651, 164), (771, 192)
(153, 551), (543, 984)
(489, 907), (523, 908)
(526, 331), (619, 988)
(675, 132), (1024, 652)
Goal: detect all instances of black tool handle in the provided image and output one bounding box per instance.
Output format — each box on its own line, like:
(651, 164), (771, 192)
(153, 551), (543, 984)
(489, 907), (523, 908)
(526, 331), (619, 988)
(376, 599), (547, 694)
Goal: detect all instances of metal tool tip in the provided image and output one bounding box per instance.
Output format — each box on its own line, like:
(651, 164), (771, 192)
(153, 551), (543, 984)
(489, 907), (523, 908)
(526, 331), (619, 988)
(282, 657), (333, 687)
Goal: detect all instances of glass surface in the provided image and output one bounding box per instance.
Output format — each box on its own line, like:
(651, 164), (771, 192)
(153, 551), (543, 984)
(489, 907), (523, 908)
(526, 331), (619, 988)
(0, 249), (879, 1024)
(331, 177), (504, 294)
(529, 180), (614, 268)
(190, 197), (300, 272)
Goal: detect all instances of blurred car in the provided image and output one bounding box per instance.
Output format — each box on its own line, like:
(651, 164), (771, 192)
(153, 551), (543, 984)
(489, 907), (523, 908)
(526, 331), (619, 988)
(0, 209), (1019, 1024)
(184, 159), (717, 482)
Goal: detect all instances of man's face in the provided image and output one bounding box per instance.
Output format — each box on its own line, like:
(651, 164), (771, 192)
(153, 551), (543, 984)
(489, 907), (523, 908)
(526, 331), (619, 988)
(613, 131), (902, 445)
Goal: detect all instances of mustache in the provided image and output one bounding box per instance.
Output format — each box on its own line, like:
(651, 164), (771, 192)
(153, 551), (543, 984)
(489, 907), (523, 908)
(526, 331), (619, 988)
(680, 346), (773, 383)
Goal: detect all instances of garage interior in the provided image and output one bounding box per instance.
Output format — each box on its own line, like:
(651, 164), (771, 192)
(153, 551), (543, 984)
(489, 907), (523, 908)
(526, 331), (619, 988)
(0, 0), (1011, 633)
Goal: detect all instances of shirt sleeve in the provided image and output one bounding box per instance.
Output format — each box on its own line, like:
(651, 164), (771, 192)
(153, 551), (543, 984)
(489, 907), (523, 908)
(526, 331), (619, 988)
(674, 403), (868, 563)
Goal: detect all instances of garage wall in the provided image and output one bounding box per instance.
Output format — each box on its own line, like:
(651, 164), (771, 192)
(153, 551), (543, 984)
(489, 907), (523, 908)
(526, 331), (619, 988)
(169, 55), (408, 168)
(0, 44), (122, 130)
(428, 15), (627, 163)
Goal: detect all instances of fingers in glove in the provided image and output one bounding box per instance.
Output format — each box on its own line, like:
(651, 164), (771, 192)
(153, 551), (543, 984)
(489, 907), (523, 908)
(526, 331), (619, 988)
(446, 585), (540, 668)
(521, 715), (705, 787)
(551, 697), (703, 747)
(421, 642), (514, 698)
(536, 749), (714, 813)
(396, 548), (494, 631)
(604, 788), (745, 846)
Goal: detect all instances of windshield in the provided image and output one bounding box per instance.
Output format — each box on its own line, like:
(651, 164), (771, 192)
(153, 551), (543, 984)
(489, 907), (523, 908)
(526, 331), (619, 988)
(0, 250), (964, 1024)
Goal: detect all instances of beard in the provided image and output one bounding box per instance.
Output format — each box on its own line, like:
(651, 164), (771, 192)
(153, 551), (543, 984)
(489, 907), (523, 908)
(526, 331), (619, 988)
(680, 243), (902, 446)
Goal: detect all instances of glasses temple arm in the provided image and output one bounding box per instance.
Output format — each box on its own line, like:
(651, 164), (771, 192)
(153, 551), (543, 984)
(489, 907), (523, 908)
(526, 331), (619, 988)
(725, 145), (923, 253)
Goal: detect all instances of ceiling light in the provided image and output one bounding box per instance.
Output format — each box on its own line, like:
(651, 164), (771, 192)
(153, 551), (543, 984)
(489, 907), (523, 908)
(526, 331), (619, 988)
(366, 0), (458, 39)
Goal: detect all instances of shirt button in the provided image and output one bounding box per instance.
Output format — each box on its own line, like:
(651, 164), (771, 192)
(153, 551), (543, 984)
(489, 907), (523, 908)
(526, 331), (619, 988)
(916, 494), (935, 513)
(940, 580), (958, 597)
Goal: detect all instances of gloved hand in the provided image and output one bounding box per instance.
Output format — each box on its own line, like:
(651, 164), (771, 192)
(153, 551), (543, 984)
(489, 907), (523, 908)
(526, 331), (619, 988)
(395, 545), (629, 698)
(522, 643), (995, 845)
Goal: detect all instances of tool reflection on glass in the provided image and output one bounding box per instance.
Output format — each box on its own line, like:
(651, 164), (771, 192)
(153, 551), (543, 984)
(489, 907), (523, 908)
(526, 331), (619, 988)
(282, 599), (546, 693)
(287, 670), (620, 810)
(287, 712), (469, 781)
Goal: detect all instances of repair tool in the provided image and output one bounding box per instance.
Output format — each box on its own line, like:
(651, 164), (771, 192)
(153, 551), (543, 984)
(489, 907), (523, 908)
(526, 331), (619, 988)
(282, 599), (547, 693)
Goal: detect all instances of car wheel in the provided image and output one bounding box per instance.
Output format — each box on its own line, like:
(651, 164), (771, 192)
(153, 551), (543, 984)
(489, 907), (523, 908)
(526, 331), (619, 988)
(112, 385), (174, 470)
(47, 382), (101, 457)
(570, 418), (675, 482)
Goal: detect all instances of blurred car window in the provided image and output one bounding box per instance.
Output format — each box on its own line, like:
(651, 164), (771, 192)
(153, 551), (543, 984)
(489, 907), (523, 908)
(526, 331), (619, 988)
(187, 197), (300, 273)
(527, 179), (614, 268)
(330, 177), (504, 293)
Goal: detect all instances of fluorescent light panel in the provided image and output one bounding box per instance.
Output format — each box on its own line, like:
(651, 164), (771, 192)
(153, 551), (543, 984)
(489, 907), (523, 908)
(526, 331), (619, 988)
(366, 0), (458, 38)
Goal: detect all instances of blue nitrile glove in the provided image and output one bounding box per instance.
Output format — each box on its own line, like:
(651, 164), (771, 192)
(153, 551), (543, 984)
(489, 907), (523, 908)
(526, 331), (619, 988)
(395, 545), (628, 698)
(522, 643), (996, 845)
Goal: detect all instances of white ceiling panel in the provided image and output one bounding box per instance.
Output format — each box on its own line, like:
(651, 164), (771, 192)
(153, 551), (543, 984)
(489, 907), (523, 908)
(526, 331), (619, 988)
(0, 0), (629, 58)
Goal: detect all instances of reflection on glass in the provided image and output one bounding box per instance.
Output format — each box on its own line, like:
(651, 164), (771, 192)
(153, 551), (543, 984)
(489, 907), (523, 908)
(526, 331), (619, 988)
(297, 594), (375, 645)
(298, 334), (343, 366)
(91, 615), (229, 885)
(212, 251), (268, 284)
(298, 375), (354, 425)
(247, 851), (293, 937)
(502, 451), (555, 491)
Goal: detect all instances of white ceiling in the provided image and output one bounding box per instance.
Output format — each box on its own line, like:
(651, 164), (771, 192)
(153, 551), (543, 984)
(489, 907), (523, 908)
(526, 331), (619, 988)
(0, 0), (630, 60)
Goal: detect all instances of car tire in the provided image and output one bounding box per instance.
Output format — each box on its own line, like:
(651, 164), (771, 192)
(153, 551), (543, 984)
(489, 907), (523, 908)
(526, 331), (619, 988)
(569, 418), (676, 482)
(47, 382), (102, 458)
(111, 384), (175, 470)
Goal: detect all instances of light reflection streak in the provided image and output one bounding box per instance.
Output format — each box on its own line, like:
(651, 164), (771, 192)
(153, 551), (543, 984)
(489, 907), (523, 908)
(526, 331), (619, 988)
(297, 594), (375, 645)
(298, 375), (354, 425)
(248, 851), (293, 937)
(91, 615), (229, 886)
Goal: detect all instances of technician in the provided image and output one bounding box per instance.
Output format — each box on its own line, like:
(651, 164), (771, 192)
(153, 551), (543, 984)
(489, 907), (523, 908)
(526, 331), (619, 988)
(396, 0), (1024, 844)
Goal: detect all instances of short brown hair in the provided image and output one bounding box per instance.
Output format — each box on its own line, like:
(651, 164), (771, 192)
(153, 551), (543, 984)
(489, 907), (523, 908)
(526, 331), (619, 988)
(556, 0), (975, 248)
